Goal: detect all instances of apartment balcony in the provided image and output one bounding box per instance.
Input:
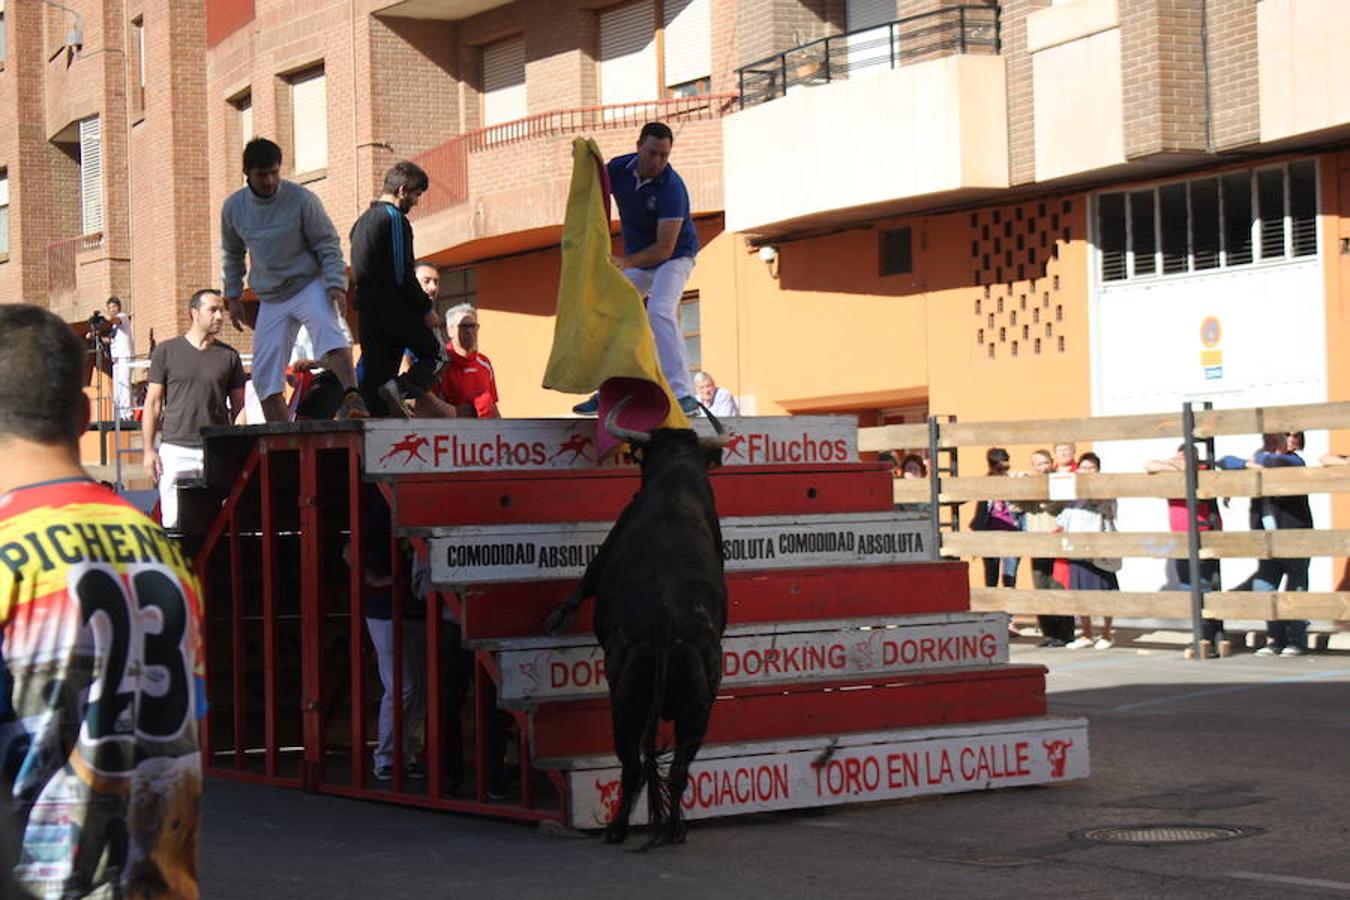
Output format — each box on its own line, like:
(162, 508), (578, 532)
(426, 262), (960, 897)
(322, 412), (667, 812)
(410, 95), (737, 265)
(1258, 0), (1350, 146)
(723, 5), (1006, 237)
(47, 232), (119, 323)
(369, 0), (511, 20)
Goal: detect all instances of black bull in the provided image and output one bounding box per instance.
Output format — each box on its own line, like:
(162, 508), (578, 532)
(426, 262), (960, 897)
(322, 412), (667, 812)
(547, 411), (728, 846)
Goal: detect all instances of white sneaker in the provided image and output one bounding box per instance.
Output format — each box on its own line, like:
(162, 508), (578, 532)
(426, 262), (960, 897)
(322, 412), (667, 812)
(1254, 646), (1277, 657)
(1093, 638), (1114, 650)
(1280, 645), (1304, 657)
(1065, 637), (1094, 650)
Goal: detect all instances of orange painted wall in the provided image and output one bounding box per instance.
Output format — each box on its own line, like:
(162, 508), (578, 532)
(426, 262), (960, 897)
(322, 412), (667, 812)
(1320, 153), (1350, 588)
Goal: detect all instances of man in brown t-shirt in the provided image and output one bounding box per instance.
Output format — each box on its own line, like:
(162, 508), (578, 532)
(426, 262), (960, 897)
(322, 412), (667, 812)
(143, 289), (246, 528)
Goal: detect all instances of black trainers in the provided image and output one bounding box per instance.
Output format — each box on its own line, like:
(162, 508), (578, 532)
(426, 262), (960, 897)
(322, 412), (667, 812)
(372, 764), (393, 782)
(335, 389), (370, 420)
(378, 379), (410, 419)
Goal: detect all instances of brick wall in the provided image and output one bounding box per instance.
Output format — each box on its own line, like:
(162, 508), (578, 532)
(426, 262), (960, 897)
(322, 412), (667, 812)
(1003, 0), (1051, 186)
(1121, 0), (1207, 158)
(1206, 0), (1258, 151)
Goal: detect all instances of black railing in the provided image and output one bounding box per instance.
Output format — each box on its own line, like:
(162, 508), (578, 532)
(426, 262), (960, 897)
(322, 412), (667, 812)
(735, 5), (1001, 109)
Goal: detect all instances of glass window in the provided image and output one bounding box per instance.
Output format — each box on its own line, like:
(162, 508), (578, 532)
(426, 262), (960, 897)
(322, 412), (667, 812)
(1256, 168), (1286, 260)
(1289, 160), (1317, 257)
(1130, 191), (1156, 276)
(1221, 172), (1253, 266)
(1098, 193), (1127, 281)
(1159, 183), (1188, 274)
(1191, 178), (1220, 270)
(680, 290), (700, 372)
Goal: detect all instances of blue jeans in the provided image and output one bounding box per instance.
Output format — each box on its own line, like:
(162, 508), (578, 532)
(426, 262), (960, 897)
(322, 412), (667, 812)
(982, 556), (1020, 588)
(1253, 557), (1310, 650)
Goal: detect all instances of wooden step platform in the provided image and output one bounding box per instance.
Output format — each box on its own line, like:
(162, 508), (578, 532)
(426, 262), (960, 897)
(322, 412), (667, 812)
(563, 716), (1089, 827)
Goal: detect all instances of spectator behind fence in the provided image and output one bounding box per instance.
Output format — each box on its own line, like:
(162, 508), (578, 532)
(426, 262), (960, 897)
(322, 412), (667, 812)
(1012, 449), (1074, 646)
(1252, 432), (1313, 656)
(1145, 444), (1228, 654)
(900, 454), (927, 479)
(693, 371), (740, 417)
(142, 289), (246, 529)
(1058, 452), (1118, 649)
(970, 448), (1023, 589)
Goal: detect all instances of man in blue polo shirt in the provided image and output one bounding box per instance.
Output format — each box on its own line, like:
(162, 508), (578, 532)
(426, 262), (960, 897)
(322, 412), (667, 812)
(574, 121), (702, 417)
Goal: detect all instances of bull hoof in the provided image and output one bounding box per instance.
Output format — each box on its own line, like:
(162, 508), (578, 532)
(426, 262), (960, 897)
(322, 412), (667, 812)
(604, 822), (629, 844)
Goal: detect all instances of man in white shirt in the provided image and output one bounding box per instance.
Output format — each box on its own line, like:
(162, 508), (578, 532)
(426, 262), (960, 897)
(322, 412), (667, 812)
(105, 297), (135, 420)
(693, 370), (739, 418)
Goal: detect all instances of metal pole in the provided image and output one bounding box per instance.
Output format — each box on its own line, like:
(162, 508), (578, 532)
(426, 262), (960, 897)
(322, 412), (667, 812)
(890, 22), (897, 70)
(959, 6), (967, 54)
(780, 54), (788, 98)
(1181, 402), (1207, 660)
(927, 416), (942, 562)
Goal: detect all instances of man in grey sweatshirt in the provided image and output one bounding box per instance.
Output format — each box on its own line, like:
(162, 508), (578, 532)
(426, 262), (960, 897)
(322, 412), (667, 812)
(221, 138), (366, 421)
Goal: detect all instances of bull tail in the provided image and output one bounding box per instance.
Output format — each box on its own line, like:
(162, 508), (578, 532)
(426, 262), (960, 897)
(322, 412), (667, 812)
(641, 606), (675, 844)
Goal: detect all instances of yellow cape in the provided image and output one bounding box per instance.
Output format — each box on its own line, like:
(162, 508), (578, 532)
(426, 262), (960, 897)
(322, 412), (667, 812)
(543, 136), (688, 436)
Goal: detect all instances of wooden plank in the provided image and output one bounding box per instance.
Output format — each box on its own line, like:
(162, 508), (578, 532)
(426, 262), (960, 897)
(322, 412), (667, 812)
(935, 412), (1184, 448)
(936, 473), (1185, 503)
(458, 561), (974, 642)
(942, 531), (1191, 560)
(496, 613), (1010, 706)
(944, 530), (1350, 560)
(1253, 466), (1350, 498)
(1257, 400), (1350, 434)
(365, 416), (858, 475)
(394, 464), (895, 528)
(1203, 591), (1350, 620)
(970, 588), (1194, 618)
(429, 512), (930, 585)
(530, 664), (1049, 761)
(858, 423), (930, 452)
(565, 718), (1088, 827)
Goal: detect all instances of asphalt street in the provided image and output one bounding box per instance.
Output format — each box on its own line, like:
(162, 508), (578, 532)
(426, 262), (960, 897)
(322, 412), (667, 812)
(202, 640), (1350, 899)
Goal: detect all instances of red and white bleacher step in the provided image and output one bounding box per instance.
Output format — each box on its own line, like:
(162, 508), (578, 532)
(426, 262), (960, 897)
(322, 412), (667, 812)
(531, 664), (1049, 762)
(365, 416), (857, 475)
(563, 717), (1089, 828)
(495, 612), (1011, 706)
(428, 511), (928, 585)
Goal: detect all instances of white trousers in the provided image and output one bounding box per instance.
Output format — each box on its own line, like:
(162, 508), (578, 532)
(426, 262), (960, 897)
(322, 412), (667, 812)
(364, 617), (426, 768)
(112, 358), (133, 420)
(624, 255), (696, 399)
(157, 442), (204, 530)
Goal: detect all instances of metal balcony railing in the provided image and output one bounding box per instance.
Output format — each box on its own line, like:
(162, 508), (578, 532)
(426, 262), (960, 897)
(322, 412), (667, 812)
(735, 5), (1001, 109)
(410, 93), (738, 220)
(47, 231), (105, 307)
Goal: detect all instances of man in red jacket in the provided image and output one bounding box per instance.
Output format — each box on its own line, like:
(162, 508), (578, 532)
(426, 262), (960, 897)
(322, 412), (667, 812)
(436, 304), (500, 419)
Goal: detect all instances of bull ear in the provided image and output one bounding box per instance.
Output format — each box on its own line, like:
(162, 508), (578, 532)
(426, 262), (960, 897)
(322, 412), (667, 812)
(604, 396), (651, 445)
(698, 403), (729, 449)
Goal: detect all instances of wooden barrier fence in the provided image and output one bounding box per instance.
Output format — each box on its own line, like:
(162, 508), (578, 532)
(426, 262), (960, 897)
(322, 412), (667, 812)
(858, 400), (1350, 652)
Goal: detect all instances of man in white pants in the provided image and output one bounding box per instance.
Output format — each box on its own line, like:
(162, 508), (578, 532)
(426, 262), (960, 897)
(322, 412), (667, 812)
(142, 290), (245, 529)
(221, 137), (366, 422)
(574, 122), (702, 417)
(105, 297), (135, 420)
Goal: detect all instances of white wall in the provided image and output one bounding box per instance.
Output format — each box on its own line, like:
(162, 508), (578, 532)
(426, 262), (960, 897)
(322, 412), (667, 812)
(1091, 259), (1333, 598)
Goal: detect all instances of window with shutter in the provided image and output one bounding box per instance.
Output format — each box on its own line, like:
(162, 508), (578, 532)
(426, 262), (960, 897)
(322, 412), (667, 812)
(599, 1), (657, 108)
(663, 0), (709, 96)
(291, 69), (327, 175)
(240, 97), (253, 143)
(482, 37), (527, 127)
(79, 117), (103, 235)
(0, 169), (9, 256)
(845, 0), (894, 76)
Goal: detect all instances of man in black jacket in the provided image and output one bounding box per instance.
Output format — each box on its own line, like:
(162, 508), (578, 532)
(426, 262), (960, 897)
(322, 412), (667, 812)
(351, 161), (447, 417)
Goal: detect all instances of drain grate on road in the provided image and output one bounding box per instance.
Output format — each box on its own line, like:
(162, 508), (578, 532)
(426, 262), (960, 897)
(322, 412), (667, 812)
(1075, 824), (1262, 847)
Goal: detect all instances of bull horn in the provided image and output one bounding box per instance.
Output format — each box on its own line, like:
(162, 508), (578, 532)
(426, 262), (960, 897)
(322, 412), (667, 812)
(603, 396), (651, 445)
(698, 402), (729, 448)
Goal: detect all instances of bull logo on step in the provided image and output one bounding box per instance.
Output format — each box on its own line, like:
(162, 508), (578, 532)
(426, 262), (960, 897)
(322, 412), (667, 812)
(552, 433), (593, 463)
(722, 433), (747, 459)
(380, 433), (429, 464)
(1043, 739), (1073, 778)
(595, 777), (623, 825)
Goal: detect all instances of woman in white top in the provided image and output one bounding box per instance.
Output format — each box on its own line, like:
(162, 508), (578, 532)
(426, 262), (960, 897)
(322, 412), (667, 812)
(1057, 452), (1118, 650)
